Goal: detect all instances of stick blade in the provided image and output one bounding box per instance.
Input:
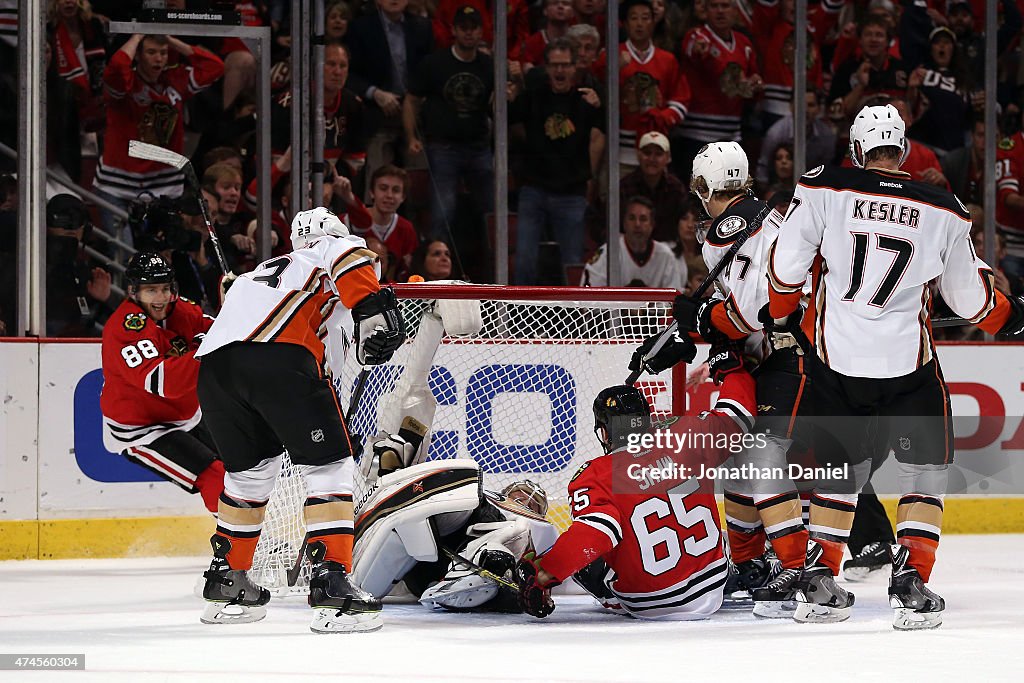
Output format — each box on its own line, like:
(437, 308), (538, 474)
(128, 140), (189, 169)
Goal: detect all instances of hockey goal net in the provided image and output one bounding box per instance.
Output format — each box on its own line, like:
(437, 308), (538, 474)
(249, 284), (683, 594)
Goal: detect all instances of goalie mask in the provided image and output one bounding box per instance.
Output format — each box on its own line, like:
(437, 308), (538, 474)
(849, 104), (908, 169)
(290, 206), (350, 249)
(593, 385), (651, 454)
(690, 141), (750, 216)
(502, 480), (549, 517)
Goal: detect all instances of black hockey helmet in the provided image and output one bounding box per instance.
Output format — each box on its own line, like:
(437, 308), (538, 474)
(124, 251), (178, 299)
(593, 385), (651, 454)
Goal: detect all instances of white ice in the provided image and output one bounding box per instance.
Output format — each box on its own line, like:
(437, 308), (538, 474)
(1, 535), (1021, 682)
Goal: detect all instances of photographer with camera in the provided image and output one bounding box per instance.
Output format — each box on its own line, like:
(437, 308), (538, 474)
(45, 194), (122, 337)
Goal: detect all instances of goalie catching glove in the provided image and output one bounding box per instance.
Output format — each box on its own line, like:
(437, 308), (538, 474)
(515, 551), (556, 618)
(352, 287), (407, 365)
(629, 325), (698, 375)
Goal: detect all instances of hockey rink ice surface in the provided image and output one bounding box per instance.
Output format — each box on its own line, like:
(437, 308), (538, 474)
(1, 535), (1021, 682)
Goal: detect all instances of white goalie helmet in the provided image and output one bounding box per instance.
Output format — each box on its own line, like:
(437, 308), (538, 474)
(690, 141), (750, 214)
(290, 206), (350, 249)
(501, 480), (549, 517)
(849, 103), (908, 168)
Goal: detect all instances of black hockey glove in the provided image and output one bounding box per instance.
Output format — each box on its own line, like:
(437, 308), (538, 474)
(515, 552), (556, 618)
(757, 303), (805, 353)
(629, 325), (698, 375)
(706, 342), (749, 385)
(673, 294), (728, 343)
(352, 287), (407, 365)
(997, 295), (1024, 340)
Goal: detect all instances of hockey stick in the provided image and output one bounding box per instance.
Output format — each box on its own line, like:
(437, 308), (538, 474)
(625, 205), (772, 385)
(440, 546), (521, 592)
(127, 140), (231, 276)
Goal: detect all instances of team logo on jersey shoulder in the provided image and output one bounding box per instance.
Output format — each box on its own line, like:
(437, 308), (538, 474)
(569, 462), (590, 482)
(803, 165), (825, 178)
(999, 137), (1015, 151)
(718, 215), (747, 238)
(123, 312), (147, 332)
(179, 296), (196, 306)
(652, 415), (680, 429)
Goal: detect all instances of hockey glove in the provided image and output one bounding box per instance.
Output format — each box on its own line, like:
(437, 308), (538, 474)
(757, 303), (805, 353)
(629, 325), (697, 375)
(373, 433), (417, 475)
(997, 295), (1024, 340)
(515, 552), (556, 618)
(706, 342), (749, 385)
(674, 294), (728, 343)
(352, 288), (407, 365)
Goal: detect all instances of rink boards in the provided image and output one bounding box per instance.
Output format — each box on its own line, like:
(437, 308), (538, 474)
(1, 339), (1023, 559)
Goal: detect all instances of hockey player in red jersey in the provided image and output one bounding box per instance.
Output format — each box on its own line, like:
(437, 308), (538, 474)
(100, 252), (224, 513)
(515, 334), (758, 620)
(766, 104), (1024, 629)
(195, 206), (405, 632)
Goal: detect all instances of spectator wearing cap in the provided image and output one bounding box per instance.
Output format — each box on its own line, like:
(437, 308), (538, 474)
(675, 0), (762, 181)
(582, 195), (682, 289)
(510, 37), (605, 285)
(906, 26), (973, 153)
(947, 0), (1021, 104)
(619, 131), (689, 243)
(829, 15), (908, 117)
(404, 5), (495, 241)
(757, 87), (836, 186)
(45, 194), (121, 337)
(346, 0), (434, 199)
(431, 0), (530, 54)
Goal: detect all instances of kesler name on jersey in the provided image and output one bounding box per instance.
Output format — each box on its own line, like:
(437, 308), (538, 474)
(852, 199), (920, 228)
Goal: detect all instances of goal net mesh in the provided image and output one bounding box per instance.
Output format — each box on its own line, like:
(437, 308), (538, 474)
(248, 285), (681, 594)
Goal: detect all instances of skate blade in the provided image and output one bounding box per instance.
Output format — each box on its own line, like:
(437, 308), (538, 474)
(842, 565), (887, 582)
(200, 601), (267, 625)
(310, 608), (383, 634)
(753, 599), (797, 619)
(892, 607), (942, 631)
(793, 601), (852, 623)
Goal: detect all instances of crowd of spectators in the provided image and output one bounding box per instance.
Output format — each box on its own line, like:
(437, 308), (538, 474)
(0, 0), (1022, 338)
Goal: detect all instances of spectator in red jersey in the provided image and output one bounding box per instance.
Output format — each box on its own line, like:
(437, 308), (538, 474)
(520, 0), (575, 70)
(676, 0), (761, 181)
(594, 0), (690, 174)
(100, 252), (224, 515)
(994, 112), (1024, 283)
(619, 131), (689, 243)
(354, 164), (420, 282)
(93, 33), (224, 247)
(46, 0), (110, 138)
(829, 16), (908, 118)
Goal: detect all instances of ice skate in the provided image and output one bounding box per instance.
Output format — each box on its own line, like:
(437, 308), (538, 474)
(843, 541), (889, 582)
(888, 544), (944, 631)
(793, 541), (854, 623)
(307, 541), (383, 633)
(752, 566), (800, 618)
(724, 554), (773, 605)
(200, 535), (271, 625)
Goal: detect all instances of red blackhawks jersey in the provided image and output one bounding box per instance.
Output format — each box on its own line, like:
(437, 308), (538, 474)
(596, 41), (690, 166)
(540, 372), (756, 620)
(95, 47), (224, 200)
(751, 0), (831, 117)
(997, 133), (1024, 258)
(101, 297), (214, 453)
(679, 26), (759, 143)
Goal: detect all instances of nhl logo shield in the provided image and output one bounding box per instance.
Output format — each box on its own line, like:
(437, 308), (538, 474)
(311, 428), (325, 443)
(899, 436), (911, 451)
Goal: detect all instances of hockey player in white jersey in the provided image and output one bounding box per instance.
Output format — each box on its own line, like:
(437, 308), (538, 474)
(639, 141), (810, 617)
(766, 103), (1024, 629)
(195, 207), (405, 633)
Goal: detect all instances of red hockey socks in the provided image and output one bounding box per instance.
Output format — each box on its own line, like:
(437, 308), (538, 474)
(215, 492), (268, 570)
(303, 493), (355, 571)
(896, 494), (943, 583)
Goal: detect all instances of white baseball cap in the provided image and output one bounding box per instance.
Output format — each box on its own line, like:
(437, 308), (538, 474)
(638, 131), (671, 152)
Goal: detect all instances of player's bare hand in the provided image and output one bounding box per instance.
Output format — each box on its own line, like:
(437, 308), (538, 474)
(374, 90), (402, 117)
(87, 267), (112, 303)
(578, 87), (600, 107)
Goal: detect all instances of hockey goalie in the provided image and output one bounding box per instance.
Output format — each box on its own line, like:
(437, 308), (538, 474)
(351, 435), (557, 612)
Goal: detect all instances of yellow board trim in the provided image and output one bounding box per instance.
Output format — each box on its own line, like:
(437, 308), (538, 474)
(2, 498), (1023, 560)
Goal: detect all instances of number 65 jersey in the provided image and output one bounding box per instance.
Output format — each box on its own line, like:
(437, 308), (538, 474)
(768, 165), (1013, 378)
(539, 372), (757, 620)
(100, 297), (214, 452)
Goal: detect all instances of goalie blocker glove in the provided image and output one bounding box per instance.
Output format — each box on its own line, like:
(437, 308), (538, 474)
(629, 325), (698, 375)
(515, 552), (556, 618)
(352, 287), (407, 365)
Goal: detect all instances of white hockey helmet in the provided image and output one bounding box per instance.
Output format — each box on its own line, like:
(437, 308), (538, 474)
(502, 479), (549, 517)
(290, 206), (350, 249)
(848, 104), (908, 168)
(690, 141), (750, 213)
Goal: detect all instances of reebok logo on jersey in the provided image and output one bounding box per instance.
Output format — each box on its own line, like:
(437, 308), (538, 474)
(879, 181), (903, 189)
(852, 199), (920, 228)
